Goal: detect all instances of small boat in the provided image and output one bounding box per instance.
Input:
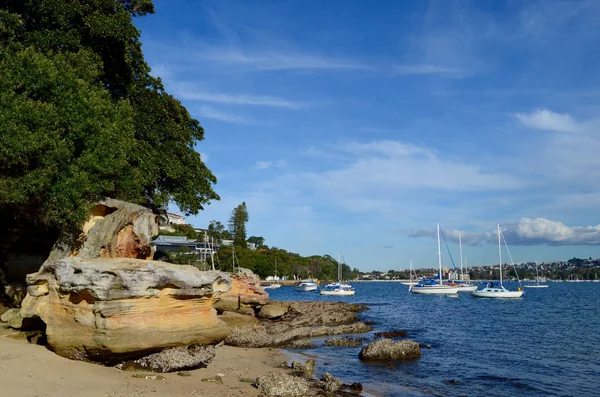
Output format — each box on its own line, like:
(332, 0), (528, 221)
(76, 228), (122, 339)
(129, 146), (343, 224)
(320, 253), (355, 296)
(320, 284), (355, 296)
(451, 231), (477, 292)
(400, 260), (418, 286)
(472, 224), (523, 299)
(296, 281), (318, 292)
(524, 262), (549, 289)
(410, 223), (459, 295)
(263, 259), (281, 289)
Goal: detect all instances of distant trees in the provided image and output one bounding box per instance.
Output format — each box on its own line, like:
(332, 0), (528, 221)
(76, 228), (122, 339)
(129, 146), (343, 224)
(207, 220), (231, 243)
(228, 202), (248, 247)
(247, 236), (266, 249)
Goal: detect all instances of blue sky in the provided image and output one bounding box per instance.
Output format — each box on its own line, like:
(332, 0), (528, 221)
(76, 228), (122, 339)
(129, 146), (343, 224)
(135, 0), (600, 271)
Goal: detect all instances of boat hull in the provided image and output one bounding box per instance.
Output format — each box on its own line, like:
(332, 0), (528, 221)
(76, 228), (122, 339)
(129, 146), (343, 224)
(410, 285), (459, 294)
(319, 289), (355, 296)
(263, 284), (281, 289)
(455, 285), (478, 292)
(400, 282), (417, 286)
(523, 285), (548, 288)
(472, 290), (523, 298)
(296, 284), (318, 292)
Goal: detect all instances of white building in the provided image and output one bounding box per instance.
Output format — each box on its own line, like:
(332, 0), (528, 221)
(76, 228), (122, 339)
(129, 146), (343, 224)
(167, 212), (186, 225)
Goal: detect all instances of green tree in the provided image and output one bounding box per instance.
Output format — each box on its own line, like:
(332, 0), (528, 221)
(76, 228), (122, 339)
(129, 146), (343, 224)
(0, 2), (219, 270)
(247, 236), (266, 249)
(207, 220), (231, 243)
(228, 202), (248, 247)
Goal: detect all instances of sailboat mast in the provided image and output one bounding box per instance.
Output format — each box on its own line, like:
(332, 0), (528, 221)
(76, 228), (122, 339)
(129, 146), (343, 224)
(409, 260), (413, 283)
(459, 231), (464, 281)
(338, 253), (342, 282)
(437, 222), (442, 286)
(535, 261), (539, 286)
(498, 223), (503, 286)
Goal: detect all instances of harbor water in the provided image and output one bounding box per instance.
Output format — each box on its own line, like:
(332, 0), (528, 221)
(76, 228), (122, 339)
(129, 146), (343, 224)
(268, 282), (600, 397)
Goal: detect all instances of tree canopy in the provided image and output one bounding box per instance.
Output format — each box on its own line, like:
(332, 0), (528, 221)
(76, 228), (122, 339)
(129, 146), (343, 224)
(0, 2), (218, 244)
(228, 202), (248, 247)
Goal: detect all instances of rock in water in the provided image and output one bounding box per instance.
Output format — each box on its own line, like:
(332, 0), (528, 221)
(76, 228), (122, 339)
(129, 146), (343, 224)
(256, 373), (310, 397)
(117, 345), (216, 373)
(19, 257), (232, 362)
(358, 339), (421, 361)
(291, 359), (315, 378)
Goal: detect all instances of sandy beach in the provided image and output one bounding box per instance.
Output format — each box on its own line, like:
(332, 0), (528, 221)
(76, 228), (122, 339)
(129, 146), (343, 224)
(0, 324), (289, 397)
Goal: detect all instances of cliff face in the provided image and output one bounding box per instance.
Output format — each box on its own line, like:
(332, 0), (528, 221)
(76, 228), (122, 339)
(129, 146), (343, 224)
(20, 258), (233, 362)
(214, 268), (269, 315)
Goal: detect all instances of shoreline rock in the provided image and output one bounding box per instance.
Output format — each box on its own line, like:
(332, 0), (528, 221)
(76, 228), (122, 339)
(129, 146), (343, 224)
(358, 339), (421, 361)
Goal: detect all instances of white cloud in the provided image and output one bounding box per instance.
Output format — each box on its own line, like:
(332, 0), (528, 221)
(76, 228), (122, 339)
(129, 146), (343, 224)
(514, 109), (580, 133)
(255, 160), (287, 170)
(394, 64), (470, 78)
(174, 90), (305, 109)
(408, 218), (600, 246)
(197, 106), (256, 125)
(200, 47), (371, 71)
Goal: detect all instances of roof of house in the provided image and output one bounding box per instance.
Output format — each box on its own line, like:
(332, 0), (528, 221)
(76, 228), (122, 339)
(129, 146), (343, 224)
(152, 235), (196, 246)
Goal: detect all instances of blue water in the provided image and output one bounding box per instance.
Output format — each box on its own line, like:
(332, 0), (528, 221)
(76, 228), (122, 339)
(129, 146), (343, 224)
(268, 282), (600, 397)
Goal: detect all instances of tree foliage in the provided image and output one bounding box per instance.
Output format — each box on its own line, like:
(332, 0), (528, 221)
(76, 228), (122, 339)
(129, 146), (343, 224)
(0, 2), (218, 258)
(228, 202), (248, 247)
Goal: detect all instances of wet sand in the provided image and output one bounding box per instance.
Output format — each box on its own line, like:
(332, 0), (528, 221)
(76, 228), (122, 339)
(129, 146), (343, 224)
(0, 324), (288, 397)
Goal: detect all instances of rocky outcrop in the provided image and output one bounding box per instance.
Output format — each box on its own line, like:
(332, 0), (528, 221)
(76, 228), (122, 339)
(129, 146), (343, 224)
(19, 257), (232, 362)
(358, 339), (421, 361)
(225, 322), (372, 348)
(213, 268), (268, 315)
(256, 373), (310, 397)
(44, 198), (158, 265)
(291, 359), (315, 378)
(257, 301), (290, 319)
(321, 372), (342, 392)
(1, 308), (22, 328)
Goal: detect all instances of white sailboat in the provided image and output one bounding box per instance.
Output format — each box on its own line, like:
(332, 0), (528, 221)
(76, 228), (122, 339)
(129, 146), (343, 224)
(472, 224), (524, 299)
(320, 253), (355, 296)
(452, 231), (477, 292)
(524, 262), (548, 289)
(410, 223), (459, 295)
(264, 258), (281, 289)
(400, 260), (418, 286)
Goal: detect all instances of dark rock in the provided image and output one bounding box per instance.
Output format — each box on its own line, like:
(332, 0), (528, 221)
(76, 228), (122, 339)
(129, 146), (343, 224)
(419, 343), (432, 349)
(445, 379), (459, 385)
(116, 345), (215, 373)
(358, 339), (421, 361)
(373, 330), (408, 339)
(364, 320), (375, 326)
(385, 364), (397, 370)
(177, 372), (191, 377)
(256, 373), (310, 396)
(342, 382), (363, 393)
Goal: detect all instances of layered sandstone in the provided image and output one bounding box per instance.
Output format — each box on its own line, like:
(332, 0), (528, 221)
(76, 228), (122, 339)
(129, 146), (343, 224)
(214, 268), (268, 315)
(20, 257), (232, 362)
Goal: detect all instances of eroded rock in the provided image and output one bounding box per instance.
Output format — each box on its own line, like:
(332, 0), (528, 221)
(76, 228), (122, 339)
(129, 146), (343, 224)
(214, 268), (268, 315)
(257, 301), (290, 319)
(291, 359), (315, 378)
(19, 257), (232, 362)
(358, 339), (421, 361)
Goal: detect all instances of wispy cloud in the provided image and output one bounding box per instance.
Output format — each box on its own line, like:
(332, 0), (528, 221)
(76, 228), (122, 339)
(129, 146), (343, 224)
(173, 89), (305, 109)
(408, 218), (600, 246)
(255, 160), (287, 170)
(199, 47), (371, 71)
(197, 106), (256, 125)
(515, 109), (580, 133)
(394, 64), (470, 78)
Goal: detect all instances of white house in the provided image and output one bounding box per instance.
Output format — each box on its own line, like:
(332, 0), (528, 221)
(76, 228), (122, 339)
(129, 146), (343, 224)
(167, 212), (186, 225)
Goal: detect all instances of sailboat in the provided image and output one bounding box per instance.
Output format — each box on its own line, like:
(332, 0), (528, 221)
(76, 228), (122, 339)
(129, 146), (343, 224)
(450, 231), (477, 292)
(264, 258), (281, 289)
(400, 260), (418, 286)
(524, 262), (548, 288)
(320, 253), (355, 296)
(472, 224), (524, 298)
(410, 223), (459, 295)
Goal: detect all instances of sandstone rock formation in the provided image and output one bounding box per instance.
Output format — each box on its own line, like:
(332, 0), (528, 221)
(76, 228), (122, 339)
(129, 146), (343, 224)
(19, 257), (232, 362)
(358, 339), (421, 361)
(214, 268), (268, 315)
(45, 198), (158, 265)
(257, 301), (290, 319)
